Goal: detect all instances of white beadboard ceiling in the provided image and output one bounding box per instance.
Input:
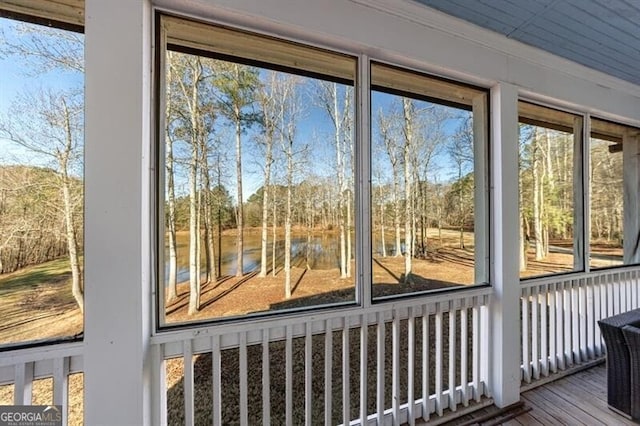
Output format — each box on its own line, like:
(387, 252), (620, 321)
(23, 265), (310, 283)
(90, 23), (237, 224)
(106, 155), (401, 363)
(415, 0), (640, 86)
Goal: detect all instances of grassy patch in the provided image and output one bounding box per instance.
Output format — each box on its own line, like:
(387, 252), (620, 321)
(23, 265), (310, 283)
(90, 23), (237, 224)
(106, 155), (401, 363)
(0, 258), (71, 293)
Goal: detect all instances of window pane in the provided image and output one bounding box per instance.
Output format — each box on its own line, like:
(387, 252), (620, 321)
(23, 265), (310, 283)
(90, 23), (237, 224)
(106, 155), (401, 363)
(160, 20), (356, 325)
(589, 118), (639, 269)
(518, 102), (582, 278)
(371, 63), (487, 299)
(0, 16), (84, 345)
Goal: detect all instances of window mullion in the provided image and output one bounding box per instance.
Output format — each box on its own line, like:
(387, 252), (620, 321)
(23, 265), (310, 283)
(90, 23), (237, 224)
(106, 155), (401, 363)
(357, 54), (372, 308)
(583, 113), (591, 273)
(573, 116), (585, 271)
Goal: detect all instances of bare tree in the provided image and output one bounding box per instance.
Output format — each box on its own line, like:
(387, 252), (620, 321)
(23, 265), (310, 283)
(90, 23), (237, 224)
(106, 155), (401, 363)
(0, 90), (84, 312)
(448, 115), (474, 249)
(378, 110), (403, 258)
(169, 54), (213, 314)
(164, 53), (179, 301)
(214, 63), (261, 278)
(316, 82), (352, 278)
(401, 98), (415, 282)
(279, 76), (301, 298)
(256, 72), (283, 277)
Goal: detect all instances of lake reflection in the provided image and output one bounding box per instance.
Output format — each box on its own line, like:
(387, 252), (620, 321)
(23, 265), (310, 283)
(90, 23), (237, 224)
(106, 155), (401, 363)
(164, 232), (347, 284)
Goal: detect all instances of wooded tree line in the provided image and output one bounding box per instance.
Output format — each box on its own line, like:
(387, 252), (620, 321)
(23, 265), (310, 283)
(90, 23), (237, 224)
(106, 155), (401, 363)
(590, 139), (623, 243)
(0, 165), (82, 275)
(163, 51), (356, 314)
(371, 96), (476, 283)
(518, 124), (623, 273)
(0, 21), (85, 312)
(164, 48), (486, 314)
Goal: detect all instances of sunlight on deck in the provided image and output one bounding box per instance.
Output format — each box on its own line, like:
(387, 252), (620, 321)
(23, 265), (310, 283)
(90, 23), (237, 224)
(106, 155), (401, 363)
(442, 363), (636, 426)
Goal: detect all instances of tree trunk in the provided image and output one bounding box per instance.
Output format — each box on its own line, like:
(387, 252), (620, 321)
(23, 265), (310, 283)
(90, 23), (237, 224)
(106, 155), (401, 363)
(165, 62), (178, 301)
(380, 189), (387, 257)
(60, 101), (83, 313)
(235, 117), (244, 277)
(284, 140), (293, 298)
(272, 192), (277, 277)
(188, 136), (199, 314)
(519, 167), (528, 272)
(402, 98), (413, 282)
(259, 139), (274, 277)
(533, 128), (545, 261)
(61, 172), (83, 313)
(201, 152), (217, 283)
(331, 84), (347, 279)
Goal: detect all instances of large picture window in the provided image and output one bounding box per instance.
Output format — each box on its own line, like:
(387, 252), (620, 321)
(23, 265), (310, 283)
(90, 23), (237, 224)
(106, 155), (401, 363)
(518, 102), (583, 278)
(370, 63), (489, 299)
(590, 118), (640, 268)
(0, 12), (84, 346)
(158, 16), (357, 325)
(157, 17), (491, 327)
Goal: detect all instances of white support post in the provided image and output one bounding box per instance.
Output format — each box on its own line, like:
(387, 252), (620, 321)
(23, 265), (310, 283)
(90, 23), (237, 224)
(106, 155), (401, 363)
(489, 82), (521, 407)
(84, 0), (153, 425)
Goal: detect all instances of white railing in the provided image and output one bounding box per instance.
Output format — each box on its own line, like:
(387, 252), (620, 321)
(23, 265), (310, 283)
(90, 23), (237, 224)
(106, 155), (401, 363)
(151, 286), (492, 426)
(520, 266), (640, 385)
(0, 342), (83, 426)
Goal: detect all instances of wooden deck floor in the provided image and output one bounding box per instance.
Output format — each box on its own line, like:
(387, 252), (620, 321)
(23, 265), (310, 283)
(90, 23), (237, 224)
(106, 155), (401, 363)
(442, 363), (637, 426)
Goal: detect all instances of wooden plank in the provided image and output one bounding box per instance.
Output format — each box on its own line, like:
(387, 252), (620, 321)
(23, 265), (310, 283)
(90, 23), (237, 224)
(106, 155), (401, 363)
(556, 282), (565, 370)
(359, 314), (368, 425)
(511, 412), (545, 425)
(548, 283), (557, 373)
(183, 341), (194, 426)
(435, 309), (444, 416)
(239, 332), (248, 426)
(324, 320), (333, 426)
(376, 313), (385, 425)
(407, 308), (415, 425)
(539, 287), (548, 377)
(522, 287), (531, 383)
(460, 307), (469, 406)
(448, 309), (456, 412)
(52, 357), (69, 426)
(286, 325), (293, 426)
(261, 330), (271, 426)
(305, 324), (312, 426)
(422, 309), (430, 420)
(545, 374), (635, 426)
(342, 320), (350, 426)
(525, 383), (607, 425)
(212, 335), (222, 426)
(531, 286), (539, 380)
(14, 362), (33, 405)
(520, 393), (569, 426)
(521, 388), (577, 425)
(393, 312), (401, 422)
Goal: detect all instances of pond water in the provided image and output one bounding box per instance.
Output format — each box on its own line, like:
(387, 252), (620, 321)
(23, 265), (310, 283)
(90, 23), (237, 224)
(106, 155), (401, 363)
(164, 232), (354, 284)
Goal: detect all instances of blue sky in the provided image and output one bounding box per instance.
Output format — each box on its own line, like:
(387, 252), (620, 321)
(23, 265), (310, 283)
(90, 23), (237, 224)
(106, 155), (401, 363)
(0, 17), (84, 167)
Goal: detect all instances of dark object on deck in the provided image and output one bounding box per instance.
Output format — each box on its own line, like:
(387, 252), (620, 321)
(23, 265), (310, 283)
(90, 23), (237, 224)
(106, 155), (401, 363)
(621, 324), (640, 420)
(597, 308), (640, 420)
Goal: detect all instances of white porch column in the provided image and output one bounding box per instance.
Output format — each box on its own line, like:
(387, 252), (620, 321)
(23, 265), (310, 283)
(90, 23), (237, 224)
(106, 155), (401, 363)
(489, 82), (521, 407)
(84, 0), (152, 424)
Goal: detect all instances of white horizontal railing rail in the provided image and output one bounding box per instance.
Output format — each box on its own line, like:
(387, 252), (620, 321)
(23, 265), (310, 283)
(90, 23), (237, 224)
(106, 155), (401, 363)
(151, 286), (492, 426)
(0, 342), (83, 426)
(520, 266), (640, 386)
